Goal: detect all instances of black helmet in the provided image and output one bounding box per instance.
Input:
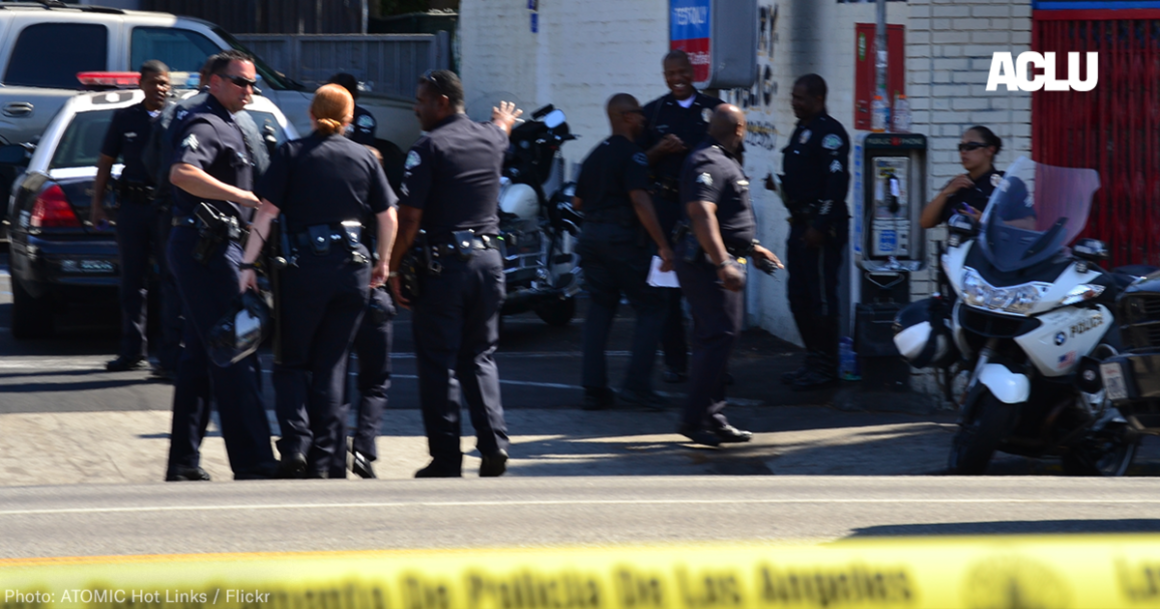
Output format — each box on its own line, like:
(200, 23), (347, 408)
(893, 297), (958, 369)
(207, 290), (272, 368)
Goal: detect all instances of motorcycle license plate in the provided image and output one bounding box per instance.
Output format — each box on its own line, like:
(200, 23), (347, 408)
(1100, 362), (1129, 401)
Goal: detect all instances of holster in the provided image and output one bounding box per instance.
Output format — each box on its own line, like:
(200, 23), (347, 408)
(192, 203), (228, 265)
(265, 217), (286, 365)
(681, 232), (703, 265)
(451, 229), (475, 261)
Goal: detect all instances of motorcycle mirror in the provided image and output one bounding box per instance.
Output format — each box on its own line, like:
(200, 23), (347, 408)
(543, 109), (567, 130)
(1074, 238), (1109, 262)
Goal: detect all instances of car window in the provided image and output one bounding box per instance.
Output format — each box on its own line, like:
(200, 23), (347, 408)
(50, 109), (117, 170)
(4, 23), (108, 89)
(246, 110), (289, 147)
(131, 27), (222, 74)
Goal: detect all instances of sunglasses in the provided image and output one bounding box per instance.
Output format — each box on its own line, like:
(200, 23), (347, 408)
(219, 73), (258, 90)
(958, 142), (989, 152)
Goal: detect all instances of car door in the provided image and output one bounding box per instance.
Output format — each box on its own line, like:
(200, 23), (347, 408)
(0, 19), (113, 146)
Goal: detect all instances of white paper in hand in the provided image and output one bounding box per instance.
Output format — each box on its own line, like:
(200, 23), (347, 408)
(647, 255), (680, 288)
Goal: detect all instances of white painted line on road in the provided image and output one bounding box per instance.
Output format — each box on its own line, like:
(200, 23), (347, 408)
(0, 358), (103, 370)
(1, 497), (1159, 517)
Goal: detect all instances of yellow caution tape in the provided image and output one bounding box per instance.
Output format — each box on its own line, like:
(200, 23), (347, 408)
(0, 535), (1158, 609)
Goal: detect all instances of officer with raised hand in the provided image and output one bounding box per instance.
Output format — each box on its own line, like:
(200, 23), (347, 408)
(640, 50), (724, 385)
(388, 70), (518, 478)
(777, 74), (850, 391)
(573, 93), (673, 411)
(91, 60), (172, 373)
(165, 49), (278, 481)
(240, 84), (398, 479)
(676, 105), (781, 447)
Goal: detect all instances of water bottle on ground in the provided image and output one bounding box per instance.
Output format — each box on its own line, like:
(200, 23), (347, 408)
(839, 336), (860, 381)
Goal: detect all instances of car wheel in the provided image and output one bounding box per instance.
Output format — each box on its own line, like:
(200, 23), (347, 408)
(10, 275), (54, 339)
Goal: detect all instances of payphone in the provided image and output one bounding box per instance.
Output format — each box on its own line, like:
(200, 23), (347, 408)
(852, 133), (927, 389)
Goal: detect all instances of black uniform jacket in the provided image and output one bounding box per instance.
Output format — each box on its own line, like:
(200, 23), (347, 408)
(680, 138), (756, 248)
(781, 113), (850, 233)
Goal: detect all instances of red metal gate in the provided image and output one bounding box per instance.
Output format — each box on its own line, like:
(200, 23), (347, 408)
(1033, 11), (1160, 267)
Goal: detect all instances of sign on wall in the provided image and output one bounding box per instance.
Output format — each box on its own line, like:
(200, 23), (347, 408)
(670, 0), (712, 83)
(669, 0), (757, 89)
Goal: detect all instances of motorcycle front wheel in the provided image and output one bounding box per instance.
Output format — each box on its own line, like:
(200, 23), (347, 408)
(948, 390), (1019, 475)
(1061, 425), (1139, 477)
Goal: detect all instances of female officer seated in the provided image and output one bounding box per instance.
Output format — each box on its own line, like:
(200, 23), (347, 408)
(920, 125), (1003, 228)
(240, 84), (398, 478)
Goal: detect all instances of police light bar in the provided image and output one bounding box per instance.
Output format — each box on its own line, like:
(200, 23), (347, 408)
(77, 72), (139, 88)
(168, 71), (199, 89)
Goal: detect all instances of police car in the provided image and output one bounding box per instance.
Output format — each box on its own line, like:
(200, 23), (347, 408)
(0, 72), (298, 338)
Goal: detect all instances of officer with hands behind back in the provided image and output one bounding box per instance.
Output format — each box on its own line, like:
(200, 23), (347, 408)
(572, 93), (674, 412)
(165, 49), (278, 480)
(640, 50), (724, 384)
(91, 60), (173, 374)
(239, 84), (398, 479)
(774, 74), (850, 391)
(676, 105), (782, 447)
(388, 70), (519, 478)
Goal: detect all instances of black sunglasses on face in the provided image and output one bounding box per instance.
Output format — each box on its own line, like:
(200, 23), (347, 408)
(958, 142), (988, 152)
(220, 73), (258, 89)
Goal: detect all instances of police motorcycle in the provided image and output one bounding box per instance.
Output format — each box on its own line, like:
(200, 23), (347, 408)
(497, 104), (584, 326)
(893, 157), (1141, 475)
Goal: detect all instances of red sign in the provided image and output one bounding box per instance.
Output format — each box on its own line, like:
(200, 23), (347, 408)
(671, 38), (711, 83)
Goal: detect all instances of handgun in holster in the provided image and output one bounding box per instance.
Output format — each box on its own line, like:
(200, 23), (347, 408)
(192, 202), (228, 265)
(395, 230), (427, 303)
(263, 217), (287, 365)
(417, 229), (440, 276)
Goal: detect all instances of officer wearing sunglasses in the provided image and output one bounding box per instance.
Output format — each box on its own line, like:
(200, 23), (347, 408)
(920, 125), (1003, 228)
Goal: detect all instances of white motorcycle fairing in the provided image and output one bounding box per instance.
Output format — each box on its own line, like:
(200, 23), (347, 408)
(978, 363), (1031, 404)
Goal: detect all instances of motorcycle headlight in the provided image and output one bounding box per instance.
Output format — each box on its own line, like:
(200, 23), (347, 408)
(960, 268), (1042, 315)
(1059, 284), (1105, 307)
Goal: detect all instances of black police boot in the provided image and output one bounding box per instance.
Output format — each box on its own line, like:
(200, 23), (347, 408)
(277, 452), (307, 479)
(479, 448), (509, 477)
(106, 355), (147, 372)
(677, 424), (721, 447)
(780, 365), (809, 385)
(662, 368), (688, 383)
(415, 460), (462, 478)
(618, 388), (667, 411)
(582, 387), (616, 411)
(165, 466), (211, 482)
(350, 450), (376, 479)
(712, 424), (753, 443)
(791, 357), (839, 391)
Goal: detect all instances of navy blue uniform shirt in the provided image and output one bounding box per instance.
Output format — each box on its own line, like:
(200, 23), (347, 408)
(347, 105), (377, 146)
(640, 91), (724, 183)
(939, 167), (1004, 224)
(398, 113), (507, 240)
(781, 113), (850, 232)
(169, 95), (253, 220)
(100, 102), (159, 185)
(256, 131), (396, 234)
(680, 139), (756, 247)
(574, 135), (651, 217)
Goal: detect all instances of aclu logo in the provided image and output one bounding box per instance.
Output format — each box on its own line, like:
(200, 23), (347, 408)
(986, 52), (1098, 92)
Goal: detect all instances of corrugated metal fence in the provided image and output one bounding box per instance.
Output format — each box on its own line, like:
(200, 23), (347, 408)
(143, 0), (368, 34)
(235, 33), (451, 99)
(1033, 11), (1160, 267)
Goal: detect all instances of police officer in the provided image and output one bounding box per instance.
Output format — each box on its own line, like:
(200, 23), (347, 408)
(675, 105), (781, 446)
(919, 126), (1003, 228)
(573, 93), (673, 411)
(776, 74), (850, 390)
(91, 60), (173, 373)
(165, 49), (278, 480)
(240, 84), (398, 479)
(640, 50), (724, 384)
(388, 70), (519, 478)
(327, 73), (377, 146)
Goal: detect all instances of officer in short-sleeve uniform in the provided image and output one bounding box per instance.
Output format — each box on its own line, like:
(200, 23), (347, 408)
(574, 95), (669, 411)
(936, 168), (1003, 225)
(778, 75), (850, 390)
(326, 72), (377, 147)
(165, 53), (278, 481)
(640, 50), (724, 383)
(389, 70), (518, 478)
(249, 118), (396, 479)
(674, 105), (775, 446)
(92, 62), (174, 374)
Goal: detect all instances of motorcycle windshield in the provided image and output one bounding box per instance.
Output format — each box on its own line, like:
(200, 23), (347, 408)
(978, 156), (1100, 273)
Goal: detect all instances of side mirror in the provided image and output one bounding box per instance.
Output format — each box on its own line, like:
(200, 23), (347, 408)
(543, 109), (566, 129)
(0, 143), (31, 166)
(1074, 238), (1109, 262)
(946, 213), (978, 246)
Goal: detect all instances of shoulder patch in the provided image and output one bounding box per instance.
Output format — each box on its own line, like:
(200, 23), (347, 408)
(799, 129), (812, 145)
(822, 134), (842, 150)
(181, 133), (199, 151)
(405, 150), (421, 169)
(991, 173), (1003, 187)
(701, 108), (712, 123)
(696, 173), (713, 187)
(175, 108), (188, 121)
(357, 114), (375, 129)
(829, 160), (843, 174)
(633, 152), (648, 166)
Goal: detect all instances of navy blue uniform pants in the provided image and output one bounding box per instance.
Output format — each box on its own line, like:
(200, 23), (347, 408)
(411, 248), (508, 465)
(349, 287), (395, 461)
(577, 230), (665, 393)
(652, 194), (688, 375)
(165, 302), (213, 473)
(274, 246), (370, 478)
(167, 226), (277, 478)
(786, 222), (846, 375)
(114, 199), (180, 367)
(675, 248), (744, 431)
